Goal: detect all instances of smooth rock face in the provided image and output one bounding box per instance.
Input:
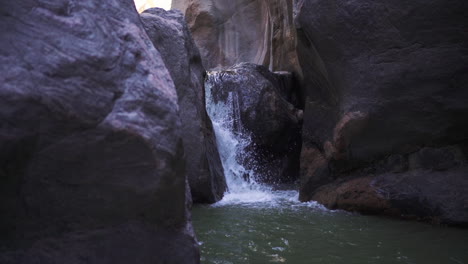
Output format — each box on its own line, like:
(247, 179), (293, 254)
(141, 8), (226, 203)
(296, 0), (468, 224)
(172, 0), (301, 73)
(0, 0), (199, 262)
(206, 63), (302, 183)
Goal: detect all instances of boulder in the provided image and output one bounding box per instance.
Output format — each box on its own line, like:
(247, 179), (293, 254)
(0, 0), (199, 262)
(172, 0), (301, 73)
(141, 8), (226, 204)
(313, 162), (468, 226)
(311, 145), (468, 225)
(206, 63), (302, 183)
(296, 0), (468, 224)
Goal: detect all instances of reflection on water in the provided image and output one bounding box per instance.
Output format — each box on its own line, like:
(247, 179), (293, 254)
(193, 189), (468, 264)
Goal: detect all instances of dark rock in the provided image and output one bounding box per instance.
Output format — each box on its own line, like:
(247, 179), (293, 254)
(374, 167), (468, 226)
(312, 164), (468, 225)
(172, 0), (301, 73)
(296, 0), (468, 162)
(312, 176), (398, 216)
(408, 146), (466, 171)
(311, 147), (468, 225)
(0, 0), (199, 262)
(141, 8), (226, 204)
(274, 71), (302, 108)
(383, 154), (408, 173)
(296, 0), (468, 224)
(206, 63), (302, 183)
(299, 146), (330, 202)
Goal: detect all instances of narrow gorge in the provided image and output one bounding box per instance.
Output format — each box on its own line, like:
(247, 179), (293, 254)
(0, 0), (467, 263)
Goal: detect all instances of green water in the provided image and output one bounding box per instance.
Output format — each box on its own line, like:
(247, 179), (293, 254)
(192, 190), (468, 264)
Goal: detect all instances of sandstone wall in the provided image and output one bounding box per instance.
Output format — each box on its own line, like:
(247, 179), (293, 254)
(172, 0), (301, 74)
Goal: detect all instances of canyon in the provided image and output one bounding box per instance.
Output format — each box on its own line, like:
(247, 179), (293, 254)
(0, 0), (467, 263)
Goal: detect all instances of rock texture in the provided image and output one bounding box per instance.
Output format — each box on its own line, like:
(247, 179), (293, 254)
(172, 0), (301, 73)
(0, 0), (199, 262)
(312, 146), (468, 225)
(296, 0), (468, 225)
(141, 8), (226, 204)
(206, 63), (302, 183)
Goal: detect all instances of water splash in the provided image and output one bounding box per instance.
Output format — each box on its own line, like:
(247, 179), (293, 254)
(206, 71), (307, 206)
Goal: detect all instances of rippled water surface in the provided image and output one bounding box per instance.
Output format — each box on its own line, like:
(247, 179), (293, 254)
(192, 189), (468, 264)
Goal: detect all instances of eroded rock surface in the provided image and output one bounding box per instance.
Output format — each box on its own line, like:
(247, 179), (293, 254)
(141, 8), (226, 203)
(312, 147), (468, 226)
(296, 0), (468, 224)
(206, 63), (302, 183)
(0, 0), (199, 262)
(172, 0), (301, 73)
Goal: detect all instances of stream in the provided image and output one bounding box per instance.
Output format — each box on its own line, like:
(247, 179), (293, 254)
(197, 71), (468, 264)
(193, 190), (468, 264)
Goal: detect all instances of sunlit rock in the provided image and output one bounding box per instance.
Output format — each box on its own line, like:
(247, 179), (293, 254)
(134, 0), (171, 12)
(172, 0), (301, 74)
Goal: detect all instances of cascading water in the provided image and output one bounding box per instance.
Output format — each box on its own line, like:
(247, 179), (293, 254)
(205, 71), (299, 206)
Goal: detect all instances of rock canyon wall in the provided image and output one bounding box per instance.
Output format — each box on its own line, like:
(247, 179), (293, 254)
(0, 2), (467, 263)
(295, 0), (468, 225)
(172, 0), (301, 74)
(0, 1), (199, 262)
(141, 8), (227, 203)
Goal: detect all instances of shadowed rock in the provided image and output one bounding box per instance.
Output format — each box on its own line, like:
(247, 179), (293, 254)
(141, 8), (226, 204)
(0, 0), (199, 262)
(296, 0), (468, 225)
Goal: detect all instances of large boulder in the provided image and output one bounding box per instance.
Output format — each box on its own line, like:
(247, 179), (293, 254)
(206, 63), (302, 183)
(311, 146), (468, 226)
(0, 0), (199, 262)
(141, 8), (226, 204)
(296, 0), (468, 224)
(172, 0), (301, 73)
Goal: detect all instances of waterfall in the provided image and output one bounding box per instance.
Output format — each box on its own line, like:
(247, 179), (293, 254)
(205, 72), (275, 204)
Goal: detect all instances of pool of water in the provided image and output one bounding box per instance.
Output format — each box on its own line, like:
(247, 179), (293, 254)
(192, 189), (468, 264)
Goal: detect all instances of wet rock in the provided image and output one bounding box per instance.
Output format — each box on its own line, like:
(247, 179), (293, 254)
(172, 0), (301, 73)
(311, 146), (468, 225)
(299, 146), (330, 202)
(141, 8), (226, 203)
(374, 166), (468, 226)
(296, 0), (468, 224)
(312, 176), (397, 215)
(0, 0), (199, 262)
(206, 63), (302, 183)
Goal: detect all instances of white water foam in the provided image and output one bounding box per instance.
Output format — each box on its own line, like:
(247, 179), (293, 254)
(205, 73), (270, 204)
(205, 72), (325, 208)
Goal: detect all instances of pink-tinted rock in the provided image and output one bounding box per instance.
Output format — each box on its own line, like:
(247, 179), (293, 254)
(172, 0), (301, 73)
